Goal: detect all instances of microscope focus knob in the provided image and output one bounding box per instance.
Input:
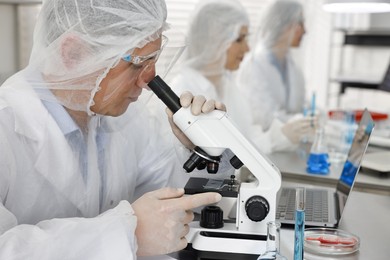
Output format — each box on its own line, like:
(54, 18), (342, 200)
(200, 206), (224, 229)
(245, 196), (269, 222)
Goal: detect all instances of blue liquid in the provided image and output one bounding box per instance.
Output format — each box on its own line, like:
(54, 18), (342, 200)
(294, 210), (305, 260)
(340, 160), (358, 187)
(306, 153), (330, 174)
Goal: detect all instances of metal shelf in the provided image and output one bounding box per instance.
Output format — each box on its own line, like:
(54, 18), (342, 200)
(344, 34), (390, 47)
(327, 30), (390, 107)
(339, 81), (379, 94)
(339, 34), (390, 93)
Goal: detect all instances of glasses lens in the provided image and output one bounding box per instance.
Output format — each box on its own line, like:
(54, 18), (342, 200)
(138, 61), (156, 85)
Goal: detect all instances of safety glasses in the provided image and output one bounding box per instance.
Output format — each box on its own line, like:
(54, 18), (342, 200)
(121, 35), (168, 65)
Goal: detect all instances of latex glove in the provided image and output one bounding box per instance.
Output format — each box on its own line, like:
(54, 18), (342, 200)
(132, 187), (222, 256)
(281, 116), (317, 144)
(166, 91), (226, 150)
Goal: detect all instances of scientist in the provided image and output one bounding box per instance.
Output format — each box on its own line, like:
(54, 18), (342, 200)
(164, 0), (313, 188)
(0, 0), (223, 259)
(237, 0), (307, 130)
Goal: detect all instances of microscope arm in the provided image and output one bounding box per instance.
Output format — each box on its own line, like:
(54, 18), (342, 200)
(148, 76), (281, 233)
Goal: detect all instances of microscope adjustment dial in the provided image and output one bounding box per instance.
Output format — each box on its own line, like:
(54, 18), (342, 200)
(245, 196), (269, 222)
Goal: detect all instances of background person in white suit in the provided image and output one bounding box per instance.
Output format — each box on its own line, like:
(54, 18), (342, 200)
(237, 0), (307, 131)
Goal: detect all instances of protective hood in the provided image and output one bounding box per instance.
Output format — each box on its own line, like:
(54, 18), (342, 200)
(23, 0), (168, 114)
(255, 0), (304, 52)
(184, 0), (249, 76)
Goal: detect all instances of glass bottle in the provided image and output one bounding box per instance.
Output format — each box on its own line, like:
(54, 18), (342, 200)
(306, 128), (330, 174)
(257, 221), (287, 260)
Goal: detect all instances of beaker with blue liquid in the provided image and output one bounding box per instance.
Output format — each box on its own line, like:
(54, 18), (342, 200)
(306, 128), (330, 174)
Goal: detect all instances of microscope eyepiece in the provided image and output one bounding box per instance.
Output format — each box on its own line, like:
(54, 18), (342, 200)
(148, 76), (181, 113)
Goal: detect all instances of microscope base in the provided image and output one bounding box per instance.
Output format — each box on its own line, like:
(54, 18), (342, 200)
(188, 222), (267, 257)
(188, 244), (261, 260)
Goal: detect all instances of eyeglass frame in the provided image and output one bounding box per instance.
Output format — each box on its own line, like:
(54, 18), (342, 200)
(121, 35), (168, 65)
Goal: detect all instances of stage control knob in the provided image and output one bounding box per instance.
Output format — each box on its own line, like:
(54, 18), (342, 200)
(245, 196), (269, 222)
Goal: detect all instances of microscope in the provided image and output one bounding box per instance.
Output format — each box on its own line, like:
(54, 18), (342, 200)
(148, 76), (281, 257)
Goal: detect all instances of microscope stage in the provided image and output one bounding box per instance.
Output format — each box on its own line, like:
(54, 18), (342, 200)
(184, 177), (239, 198)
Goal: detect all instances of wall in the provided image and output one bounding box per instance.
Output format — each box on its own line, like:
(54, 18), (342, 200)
(0, 5), (17, 83)
(0, 3), (40, 84)
(17, 5), (41, 69)
(1, 0), (389, 114)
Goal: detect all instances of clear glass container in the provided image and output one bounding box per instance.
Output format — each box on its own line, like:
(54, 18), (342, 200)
(257, 221), (287, 260)
(306, 128), (330, 174)
(304, 228), (360, 255)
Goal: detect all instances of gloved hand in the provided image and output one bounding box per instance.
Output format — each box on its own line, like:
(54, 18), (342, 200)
(281, 116), (317, 144)
(166, 91), (226, 150)
(132, 187), (222, 256)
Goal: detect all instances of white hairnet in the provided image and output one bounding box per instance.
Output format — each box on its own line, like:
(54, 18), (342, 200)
(24, 0), (168, 113)
(255, 0), (304, 50)
(184, 0), (249, 76)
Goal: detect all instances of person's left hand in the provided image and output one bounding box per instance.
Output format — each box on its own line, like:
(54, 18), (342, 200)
(166, 91), (226, 150)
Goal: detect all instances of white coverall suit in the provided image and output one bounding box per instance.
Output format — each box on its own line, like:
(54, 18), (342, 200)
(237, 46), (306, 131)
(0, 73), (176, 259)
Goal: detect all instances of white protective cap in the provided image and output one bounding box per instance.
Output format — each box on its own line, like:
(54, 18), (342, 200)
(184, 0), (249, 76)
(255, 0), (304, 51)
(25, 0), (168, 113)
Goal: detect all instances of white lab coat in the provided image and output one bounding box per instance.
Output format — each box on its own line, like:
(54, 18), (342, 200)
(170, 68), (294, 156)
(237, 46), (305, 130)
(0, 72), (177, 259)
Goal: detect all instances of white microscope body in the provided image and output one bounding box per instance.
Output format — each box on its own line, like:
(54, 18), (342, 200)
(148, 76), (281, 256)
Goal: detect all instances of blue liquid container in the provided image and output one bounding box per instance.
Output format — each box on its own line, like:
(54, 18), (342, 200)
(294, 187), (305, 260)
(306, 128), (330, 175)
(294, 210), (305, 260)
(306, 153), (330, 174)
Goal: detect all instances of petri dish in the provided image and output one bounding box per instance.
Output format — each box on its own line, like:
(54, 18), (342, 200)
(304, 228), (360, 255)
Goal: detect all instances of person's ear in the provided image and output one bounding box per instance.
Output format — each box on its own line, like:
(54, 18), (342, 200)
(60, 34), (89, 70)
